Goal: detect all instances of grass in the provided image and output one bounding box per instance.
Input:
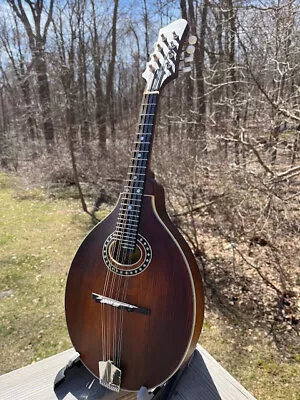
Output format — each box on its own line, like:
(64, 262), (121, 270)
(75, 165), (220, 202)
(0, 172), (94, 371)
(0, 172), (299, 399)
(200, 318), (300, 400)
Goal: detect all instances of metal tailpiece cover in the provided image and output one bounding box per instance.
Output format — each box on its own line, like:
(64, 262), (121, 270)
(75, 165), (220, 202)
(99, 360), (122, 392)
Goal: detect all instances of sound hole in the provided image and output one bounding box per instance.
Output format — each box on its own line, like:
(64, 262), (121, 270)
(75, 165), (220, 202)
(109, 241), (142, 266)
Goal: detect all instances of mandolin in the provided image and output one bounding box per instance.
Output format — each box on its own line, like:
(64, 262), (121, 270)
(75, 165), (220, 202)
(65, 19), (204, 393)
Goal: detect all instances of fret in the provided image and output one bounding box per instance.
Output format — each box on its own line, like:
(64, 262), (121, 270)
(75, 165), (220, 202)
(122, 186), (143, 190)
(118, 212), (140, 220)
(116, 221), (138, 229)
(117, 214), (139, 221)
(119, 203), (141, 210)
(121, 197), (142, 203)
(132, 150), (149, 153)
(127, 172), (146, 177)
(134, 141), (151, 145)
(139, 123), (153, 126)
(140, 113), (155, 116)
(122, 190), (143, 195)
(115, 226), (137, 234)
(114, 233), (137, 241)
(130, 158), (148, 162)
(141, 103), (157, 106)
(125, 179), (145, 183)
(121, 245), (136, 250)
(114, 237), (136, 246)
(120, 199), (142, 205)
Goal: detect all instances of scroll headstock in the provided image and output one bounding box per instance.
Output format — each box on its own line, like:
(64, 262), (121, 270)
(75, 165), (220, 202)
(142, 19), (197, 92)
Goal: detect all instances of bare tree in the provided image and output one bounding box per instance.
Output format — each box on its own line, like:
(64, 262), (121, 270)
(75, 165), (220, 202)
(6, 0), (55, 151)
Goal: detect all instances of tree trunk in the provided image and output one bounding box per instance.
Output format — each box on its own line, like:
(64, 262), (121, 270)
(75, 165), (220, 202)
(34, 51), (55, 150)
(106, 0), (119, 155)
(91, 0), (107, 154)
(21, 78), (36, 141)
(78, 18), (90, 145)
(196, 0), (208, 149)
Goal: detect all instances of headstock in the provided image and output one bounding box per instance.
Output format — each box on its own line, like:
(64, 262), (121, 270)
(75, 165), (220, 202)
(142, 19), (197, 92)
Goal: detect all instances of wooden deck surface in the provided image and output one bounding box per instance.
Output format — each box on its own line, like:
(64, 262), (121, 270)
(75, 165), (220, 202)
(0, 345), (257, 400)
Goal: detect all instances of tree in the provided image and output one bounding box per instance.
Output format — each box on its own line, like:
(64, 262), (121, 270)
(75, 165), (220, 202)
(6, 0), (55, 151)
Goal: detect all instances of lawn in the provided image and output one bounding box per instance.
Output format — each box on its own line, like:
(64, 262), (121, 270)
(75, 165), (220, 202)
(0, 172), (299, 399)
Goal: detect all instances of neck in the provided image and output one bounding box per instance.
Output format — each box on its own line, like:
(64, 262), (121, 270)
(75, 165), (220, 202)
(114, 90), (160, 251)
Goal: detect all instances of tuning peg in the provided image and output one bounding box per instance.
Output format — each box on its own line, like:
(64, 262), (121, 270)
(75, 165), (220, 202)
(169, 41), (176, 50)
(148, 64), (156, 73)
(156, 43), (165, 56)
(161, 34), (168, 44)
(173, 31), (179, 41)
(152, 54), (161, 66)
(186, 45), (195, 55)
(165, 61), (173, 72)
(188, 35), (197, 45)
(168, 50), (175, 59)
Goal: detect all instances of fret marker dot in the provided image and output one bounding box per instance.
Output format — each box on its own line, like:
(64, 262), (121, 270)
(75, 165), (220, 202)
(138, 153), (141, 158)
(134, 176), (137, 180)
(128, 205), (132, 210)
(137, 189), (141, 193)
(141, 136), (144, 141)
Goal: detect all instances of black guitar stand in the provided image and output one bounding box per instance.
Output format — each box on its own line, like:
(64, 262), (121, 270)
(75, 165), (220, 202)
(53, 352), (193, 400)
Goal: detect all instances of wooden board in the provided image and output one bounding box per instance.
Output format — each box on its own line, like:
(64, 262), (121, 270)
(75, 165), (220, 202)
(0, 345), (256, 400)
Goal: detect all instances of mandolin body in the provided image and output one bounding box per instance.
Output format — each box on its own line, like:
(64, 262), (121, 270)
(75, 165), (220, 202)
(65, 177), (204, 392)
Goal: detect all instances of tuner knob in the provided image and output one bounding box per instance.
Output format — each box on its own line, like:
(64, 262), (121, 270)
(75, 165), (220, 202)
(157, 43), (164, 54)
(169, 41), (176, 49)
(173, 31), (179, 40)
(161, 34), (167, 43)
(149, 64), (156, 73)
(188, 35), (197, 45)
(168, 51), (174, 59)
(186, 45), (195, 55)
(153, 54), (160, 65)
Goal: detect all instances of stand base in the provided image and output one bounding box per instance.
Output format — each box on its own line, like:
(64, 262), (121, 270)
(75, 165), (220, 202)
(53, 353), (191, 400)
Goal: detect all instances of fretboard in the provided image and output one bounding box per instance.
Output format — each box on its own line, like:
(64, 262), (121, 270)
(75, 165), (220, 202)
(115, 92), (159, 250)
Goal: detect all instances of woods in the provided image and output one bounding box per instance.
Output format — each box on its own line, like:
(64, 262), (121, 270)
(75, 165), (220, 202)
(1, 1), (300, 166)
(0, 1), (299, 398)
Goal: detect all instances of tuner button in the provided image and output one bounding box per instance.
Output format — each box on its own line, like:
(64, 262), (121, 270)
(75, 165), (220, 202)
(149, 64), (156, 73)
(188, 35), (197, 45)
(173, 31), (179, 40)
(157, 44), (164, 54)
(153, 53), (160, 63)
(169, 41), (176, 49)
(166, 61), (173, 71)
(168, 51), (174, 59)
(161, 34), (167, 42)
(186, 45), (195, 55)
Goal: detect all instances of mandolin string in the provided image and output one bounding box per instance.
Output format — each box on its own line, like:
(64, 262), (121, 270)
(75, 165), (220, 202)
(102, 267), (112, 361)
(111, 91), (147, 365)
(115, 90), (150, 366)
(116, 90), (153, 367)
